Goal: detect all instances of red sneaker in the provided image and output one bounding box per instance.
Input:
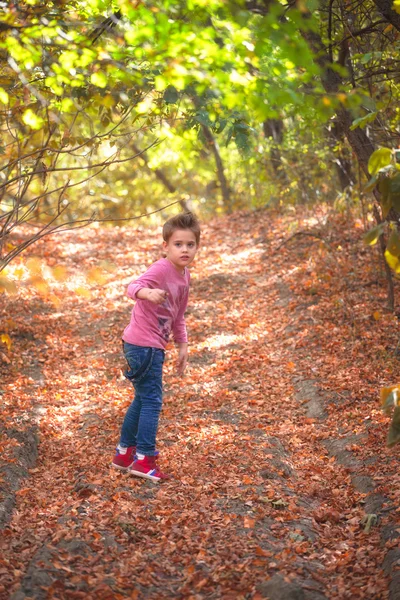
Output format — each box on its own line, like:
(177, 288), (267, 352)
(128, 455), (170, 482)
(111, 446), (136, 471)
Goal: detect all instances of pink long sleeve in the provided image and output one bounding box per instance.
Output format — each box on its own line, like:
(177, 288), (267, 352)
(122, 258), (190, 350)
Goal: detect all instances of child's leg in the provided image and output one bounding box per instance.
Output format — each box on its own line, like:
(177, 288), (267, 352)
(117, 343), (154, 448)
(119, 389), (142, 448)
(135, 349), (164, 456)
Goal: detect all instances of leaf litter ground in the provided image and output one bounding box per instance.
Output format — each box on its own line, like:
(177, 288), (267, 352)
(0, 207), (399, 600)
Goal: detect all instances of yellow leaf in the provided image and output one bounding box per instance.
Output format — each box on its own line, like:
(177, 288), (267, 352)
(1, 334), (11, 351)
(30, 276), (49, 296)
(0, 277), (17, 294)
(14, 267), (25, 280)
(52, 266), (67, 281)
(86, 267), (107, 285)
(75, 286), (91, 298)
(373, 311), (381, 321)
(26, 257), (42, 275)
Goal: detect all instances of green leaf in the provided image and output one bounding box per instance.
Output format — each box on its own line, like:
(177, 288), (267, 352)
(60, 98), (75, 113)
(350, 112), (377, 131)
(22, 109), (44, 130)
(364, 174), (378, 192)
(386, 229), (400, 257)
(90, 72), (108, 88)
(363, 224), (384, 246)
(368, 148), (393, 175)
(389, 173), (400, 213)
(0, 87), (9, 104)
(163, 86), (179, 104)
(225, 125), (234, 146)
(215, 118), (227, 134)
(195, 111), (213, 127)
(235, 131), (250, 152)
(378, 178), (392, 218)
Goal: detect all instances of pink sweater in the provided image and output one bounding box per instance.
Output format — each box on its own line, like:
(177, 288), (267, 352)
(122, 258), (190, 350)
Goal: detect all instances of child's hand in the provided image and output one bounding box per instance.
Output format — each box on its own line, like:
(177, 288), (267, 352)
(177, 344), (188, 376)
(145, 288), (168, 305)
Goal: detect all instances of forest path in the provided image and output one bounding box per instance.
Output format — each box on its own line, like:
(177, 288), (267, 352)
(1, 208), (399, 600)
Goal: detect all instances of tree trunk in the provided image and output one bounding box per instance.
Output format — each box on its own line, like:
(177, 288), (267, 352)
(329, 122), (354, 191)
(263, 118), (288, 182)
(200, 124), (232, 213)
(372, 0), (400, 31)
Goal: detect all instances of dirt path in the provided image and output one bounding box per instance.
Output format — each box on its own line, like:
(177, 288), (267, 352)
(1, 209), (399, 599)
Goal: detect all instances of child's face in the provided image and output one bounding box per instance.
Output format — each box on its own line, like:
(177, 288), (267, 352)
(163, 229), (198, 272)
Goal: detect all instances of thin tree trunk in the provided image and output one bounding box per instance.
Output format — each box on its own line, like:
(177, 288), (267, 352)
(131, 142), (190, 212)
(200, 124), (232, 213)
(329, 122), (354, 191)
(263, 118), (288, 182)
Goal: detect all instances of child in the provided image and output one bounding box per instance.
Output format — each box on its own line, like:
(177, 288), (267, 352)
(112, 212), (200, 482)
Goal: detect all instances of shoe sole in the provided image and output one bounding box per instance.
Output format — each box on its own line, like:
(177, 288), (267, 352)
(128, 469), (162, 482)
(111, 462), (134, 471)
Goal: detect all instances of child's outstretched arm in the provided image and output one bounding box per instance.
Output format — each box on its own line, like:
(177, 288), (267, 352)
(127, 262), (167, 304)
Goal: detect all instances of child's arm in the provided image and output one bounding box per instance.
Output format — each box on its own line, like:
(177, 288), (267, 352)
(136, 288), (167, 305)
(177, 342), (188, 376)
(173, 285), (189, 375)
(127, 262), (167, 304)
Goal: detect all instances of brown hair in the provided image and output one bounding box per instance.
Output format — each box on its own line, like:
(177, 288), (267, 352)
(162, 212), (201, 245)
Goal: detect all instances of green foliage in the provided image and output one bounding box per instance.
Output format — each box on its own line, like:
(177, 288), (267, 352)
(368, 148), (393, 176)
(0, 0), (399, 275)
(365, 148), (400, 221)
(363, 224), (384, 246)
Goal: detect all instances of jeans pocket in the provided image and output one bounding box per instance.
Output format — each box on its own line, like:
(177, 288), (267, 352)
(123, 344), (153, 383)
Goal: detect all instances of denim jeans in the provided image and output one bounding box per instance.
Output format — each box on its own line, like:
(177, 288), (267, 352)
(119, 342), (165, 456)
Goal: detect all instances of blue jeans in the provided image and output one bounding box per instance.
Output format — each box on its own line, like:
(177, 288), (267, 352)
(119, 342), (165, 456)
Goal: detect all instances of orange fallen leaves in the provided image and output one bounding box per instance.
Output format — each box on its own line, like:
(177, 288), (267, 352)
(0, 209), (398, 600)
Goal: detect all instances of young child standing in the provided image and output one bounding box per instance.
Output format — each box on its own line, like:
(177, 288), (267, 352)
(112, 212), (200, 482)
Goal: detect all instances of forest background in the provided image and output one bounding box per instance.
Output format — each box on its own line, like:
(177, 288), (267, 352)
(1, 0), (400, 277)
(2, 0), (400, 429)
